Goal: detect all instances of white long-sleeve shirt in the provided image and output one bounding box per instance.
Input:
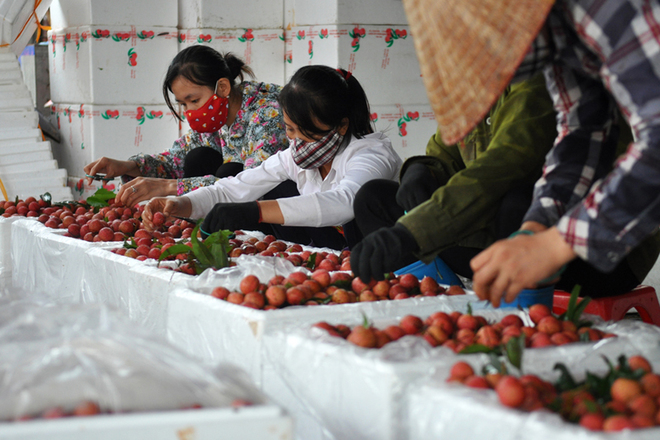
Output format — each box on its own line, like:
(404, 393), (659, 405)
(184, 132), (402, 227)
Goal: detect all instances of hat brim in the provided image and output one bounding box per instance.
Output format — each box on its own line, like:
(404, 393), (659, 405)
(403, 0), (555, 145)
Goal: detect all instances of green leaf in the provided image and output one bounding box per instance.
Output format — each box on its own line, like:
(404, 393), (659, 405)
(157, 243), (192, 264)
(190, 223), (215, 268)
(459, 343), (497, 354)
(305, 252), (318, 269)
(505, 334), (525, 371)
(86, 187), (116, 208)
(467, 302), (473, 316)
(553, 362), (578, 392)
(361, 312), (370, 328)
(40, 192), (52, 204)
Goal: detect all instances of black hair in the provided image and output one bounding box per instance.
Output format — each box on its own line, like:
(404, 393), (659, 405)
(278, 65), (374, 139)
(163, 45), (254, 121)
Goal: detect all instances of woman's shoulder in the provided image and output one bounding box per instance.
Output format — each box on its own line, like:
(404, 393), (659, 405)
(242, 81), (283, 99)
(347, 132), (394, 150)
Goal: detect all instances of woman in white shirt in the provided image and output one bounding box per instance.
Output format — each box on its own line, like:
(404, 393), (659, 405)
(143, 65), (402, 250)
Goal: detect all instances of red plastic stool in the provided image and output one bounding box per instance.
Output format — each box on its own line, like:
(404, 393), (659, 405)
(552, 285), (660, 326)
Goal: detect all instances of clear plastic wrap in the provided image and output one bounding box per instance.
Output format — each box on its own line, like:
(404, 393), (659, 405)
(262, 309), (660, 440)
(0, 300), (268, 420)
(10, 219), (116, 301)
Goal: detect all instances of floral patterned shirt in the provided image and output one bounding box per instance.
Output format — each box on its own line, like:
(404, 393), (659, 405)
(127, 81), (288, 195)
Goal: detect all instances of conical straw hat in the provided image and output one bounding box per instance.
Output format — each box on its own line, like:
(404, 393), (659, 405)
(402, 0), (555, 145)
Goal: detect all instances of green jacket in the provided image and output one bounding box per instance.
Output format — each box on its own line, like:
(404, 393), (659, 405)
(398, 73), (557, 262)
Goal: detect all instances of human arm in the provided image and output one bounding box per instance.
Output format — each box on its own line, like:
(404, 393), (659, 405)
(398, 73), (557, 262)
(471, 226), (576, 307)
(130, 130), (225, 196)
(84, 157), (140, 185)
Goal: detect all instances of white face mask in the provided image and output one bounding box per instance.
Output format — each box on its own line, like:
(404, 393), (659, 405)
(291, 129), (345, 169)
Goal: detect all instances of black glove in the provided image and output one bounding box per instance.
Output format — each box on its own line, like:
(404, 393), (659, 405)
(395, 162), (440, 212)
(200, 202), (260, 238)
(350, 223), (420, 282)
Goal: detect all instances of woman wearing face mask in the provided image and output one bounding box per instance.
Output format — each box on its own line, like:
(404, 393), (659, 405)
(83, 45), (288, 207)
(142, 65), (402, 250)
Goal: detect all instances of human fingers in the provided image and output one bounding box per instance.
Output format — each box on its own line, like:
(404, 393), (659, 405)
(161, 199), (180, 219)
(470, 243), (499, 275)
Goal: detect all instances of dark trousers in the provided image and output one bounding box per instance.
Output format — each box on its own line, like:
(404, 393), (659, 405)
(260, 181), (361, 250)
(353, 179), (639, 297)
(183, 147), (244, 179)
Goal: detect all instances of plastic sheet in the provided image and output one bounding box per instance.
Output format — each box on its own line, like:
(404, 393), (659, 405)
(0, 300), (268, 420)
(0, 216), (32, 284)
(10, 219), (115, 301)
(408, 373), (660, 440)
(262, 309), (660, 440)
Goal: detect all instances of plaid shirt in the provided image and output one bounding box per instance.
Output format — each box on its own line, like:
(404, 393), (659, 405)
(514, 0), (660, 272)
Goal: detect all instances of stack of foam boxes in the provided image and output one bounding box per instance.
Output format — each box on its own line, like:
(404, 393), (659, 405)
(0, 50), (73, 201)
(176, 0), (286, 135)
(284, 0), (436, 160)
(47, 0), (180, 199)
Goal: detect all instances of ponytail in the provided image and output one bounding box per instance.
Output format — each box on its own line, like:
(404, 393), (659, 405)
(223, 52), (255, 86)
(163, 46), (255, 121)
(278, 65), (374, 139)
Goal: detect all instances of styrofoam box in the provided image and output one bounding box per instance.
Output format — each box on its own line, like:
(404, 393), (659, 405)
(0, 405), (292, 440)
(49, 0), (177, 29)
(48, 103), (179, 178)
(284, 0), (409, 27)
(48, 26), (178, 104)
(166, 288), (483, 440)
(11, 219), (117, 300)
(407, 323), (660, 440)
(178, 0), (283, 30)
(265, 313), (660, 440)
(0, 109), (38, 128)
(371, 104), (436, 161)
(1, 0), (51, 56)
(0, 216), (29, 282)
(166, 286), (480, 385)
(178, 28), (285, 87)
(0, 83), (32, 110)
(285, 25), (428, 106)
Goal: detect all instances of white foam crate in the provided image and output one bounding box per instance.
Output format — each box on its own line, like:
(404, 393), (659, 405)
(0, 110), (38, 128)
(0, 140), (49, 156)
(285, 24), (427, 106)
(266, 313), (660, 440)
(0, 405), (292, 440)
(0, 68), (22, 84)
(0, 150), (51, 165)
(48, 103), (179, 175)
(0, 128), (40, 142)
(10, 219), (115, 300)
(48, 26), (178, 104)
(284, 0), (409, 27)
(178, 0), (283, 30)
(0, 216), (29, 281)
(50, 0), (177, 29)
(0, 0), (51, 56)
(0, 159), (59, 175)
(178, 28), (285, 86)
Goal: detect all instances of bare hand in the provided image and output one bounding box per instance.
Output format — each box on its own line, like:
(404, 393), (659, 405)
(143, 197), (192, 231)
(470, 227), (576, 307)
(84, 157), (139, 185)
(117, 177), (178, 207)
